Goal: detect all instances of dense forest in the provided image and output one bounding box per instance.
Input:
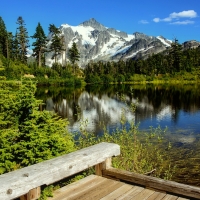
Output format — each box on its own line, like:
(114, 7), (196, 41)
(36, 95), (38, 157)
(84, 40), (200, 83)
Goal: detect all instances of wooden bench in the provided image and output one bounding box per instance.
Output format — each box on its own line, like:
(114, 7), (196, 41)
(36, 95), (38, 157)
(0, 142), (200, 200)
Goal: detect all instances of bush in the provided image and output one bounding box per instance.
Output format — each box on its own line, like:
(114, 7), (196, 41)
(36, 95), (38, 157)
(0, 82), (75, 174)
(101, 74), (114, 84)
(85, 74), (101, 84)
(116, 74), (125, 83)
(130, 74), (146, 82)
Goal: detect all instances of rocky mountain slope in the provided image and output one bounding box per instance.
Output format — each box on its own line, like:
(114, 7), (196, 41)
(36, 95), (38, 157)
(46, 18), (173, 67)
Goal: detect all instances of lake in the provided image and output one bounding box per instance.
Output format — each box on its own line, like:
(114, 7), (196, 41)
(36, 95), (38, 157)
(36, 83), (200, 186)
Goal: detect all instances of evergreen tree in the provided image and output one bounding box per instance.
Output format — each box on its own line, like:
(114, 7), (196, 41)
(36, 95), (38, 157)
(13, 32), (20, 61)
(0, 16), (7, 57)
(6, 32), (14, 60)
(68, 42), (80, 74)
(61, 35), (66, 65)
(48, 24), (64, 63)
(16, 16), (29, 63)
(31, 22), (47, 67)
(170, 39), (182, 72)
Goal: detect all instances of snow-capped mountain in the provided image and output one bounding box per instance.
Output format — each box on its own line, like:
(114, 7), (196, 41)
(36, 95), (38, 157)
(46, 18), (172, 67)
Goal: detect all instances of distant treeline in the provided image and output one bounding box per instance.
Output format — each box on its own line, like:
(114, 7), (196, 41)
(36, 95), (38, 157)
(84, 39), (200, 83)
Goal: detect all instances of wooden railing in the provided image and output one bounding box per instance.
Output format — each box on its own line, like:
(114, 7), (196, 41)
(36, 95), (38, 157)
(0, 142), (120, 200)
(0, 142), (200, 199)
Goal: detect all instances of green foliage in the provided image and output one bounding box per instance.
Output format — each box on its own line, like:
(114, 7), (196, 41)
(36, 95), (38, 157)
(39, 185), (54, 200)
(130, 74), (146, 82)
(101, 74), (114, 84)
(116, 74), (125, 83)
(77, 122), (174, 180)
(0, 55), (31, 79)
(0, 81), (75, 174)
(85, 74), (101, 84)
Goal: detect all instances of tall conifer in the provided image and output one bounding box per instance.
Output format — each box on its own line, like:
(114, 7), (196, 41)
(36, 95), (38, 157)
(170, 39), (182, 72)
(13, 32), (20, 61)
(0, 16), (7, 57)
(16, 16), (29, 63)
(32, 23), (47, 67)
(48, 24), (64, 63)
(68, 42), (80, 74)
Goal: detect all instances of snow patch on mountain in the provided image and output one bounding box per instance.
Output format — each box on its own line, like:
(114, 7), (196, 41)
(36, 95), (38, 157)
(157, 36), (171, 47)
(125, 48), (145, 58)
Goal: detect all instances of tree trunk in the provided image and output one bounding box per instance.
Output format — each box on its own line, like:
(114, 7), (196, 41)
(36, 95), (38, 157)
(38, 48), (41, 67)
(55, 50), (57, 63)
(6, 37), (9, 59)
(73, 64), (75, 75)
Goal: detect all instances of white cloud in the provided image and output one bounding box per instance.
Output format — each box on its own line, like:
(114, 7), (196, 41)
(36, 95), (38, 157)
(170, 20), (195, 25)
(163, 17), (172, 22)
(153, 18), (160, 23)
(139, 20), (149, 24)
(153, 10), (197, 25)
(170, 10), (197, 19)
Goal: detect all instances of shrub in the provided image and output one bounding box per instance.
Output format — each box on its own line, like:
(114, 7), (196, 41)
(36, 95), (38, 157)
(130, 74), (146, 82)
(0, 81), (75, 174)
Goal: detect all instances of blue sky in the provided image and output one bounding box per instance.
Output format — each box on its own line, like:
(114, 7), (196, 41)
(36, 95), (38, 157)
(1, 0), (200, 47)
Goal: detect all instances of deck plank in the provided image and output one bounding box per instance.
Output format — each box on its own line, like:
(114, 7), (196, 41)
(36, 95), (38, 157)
(100, 184), (133, 200)
(115, 186), (145, 200)
(146, 191), (167, 200)
(162, 194), (179, 200)
(129, 188), (155, 200)
(48, 175), (106, 200)
(70, 179), (124, 200)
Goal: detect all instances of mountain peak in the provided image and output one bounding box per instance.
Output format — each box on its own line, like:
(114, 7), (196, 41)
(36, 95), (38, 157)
(80, 18), (106, 31)
(46, 18), (173, 67)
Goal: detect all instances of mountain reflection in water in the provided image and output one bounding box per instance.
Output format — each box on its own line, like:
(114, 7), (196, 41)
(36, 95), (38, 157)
(38, 84), (200, 137)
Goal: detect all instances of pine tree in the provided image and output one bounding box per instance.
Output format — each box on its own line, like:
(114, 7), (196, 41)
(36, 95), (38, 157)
(0, 16), (7, 57)
(170, 39), (182, 72)
(16, 16), (29, 63)
(31, 23), (47, 67)
(6, 32), (14, 60)
(13, 32), (20, 61)
(68, 42), (80, 75)
(61, 35), (66, 65)
(48, 24), (64, 63)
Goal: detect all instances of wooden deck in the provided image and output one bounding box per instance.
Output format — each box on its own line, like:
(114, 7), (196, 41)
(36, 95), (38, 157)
(1, 143), (199, 200)
(48, 175), (189, 200)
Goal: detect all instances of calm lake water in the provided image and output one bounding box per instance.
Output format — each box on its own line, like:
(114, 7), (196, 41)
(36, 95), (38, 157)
(36, 83), (200, 186)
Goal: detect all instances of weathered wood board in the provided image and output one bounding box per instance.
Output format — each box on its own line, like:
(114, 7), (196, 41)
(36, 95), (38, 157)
(0, 142), (120, 200)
